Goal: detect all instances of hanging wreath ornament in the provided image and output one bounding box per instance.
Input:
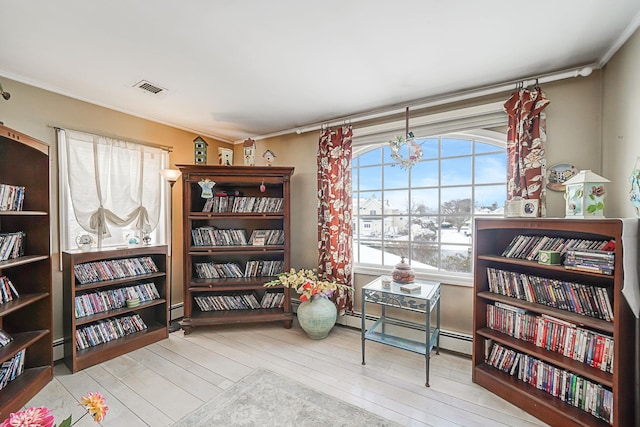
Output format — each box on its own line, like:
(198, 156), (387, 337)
(389, 106), (422, 169)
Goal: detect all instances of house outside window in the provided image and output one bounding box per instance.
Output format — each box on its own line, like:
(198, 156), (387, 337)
(352, 130), (507, 282)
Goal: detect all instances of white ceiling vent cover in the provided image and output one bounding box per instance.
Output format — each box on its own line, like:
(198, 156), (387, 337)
(133, 80), (167, 96)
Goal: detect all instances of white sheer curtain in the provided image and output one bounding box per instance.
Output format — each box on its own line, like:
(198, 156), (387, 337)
(58, 129), (166, 248)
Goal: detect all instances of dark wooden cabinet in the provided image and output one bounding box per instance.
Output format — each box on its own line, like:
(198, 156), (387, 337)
(177, 165), (294, 335)
(0, 125), (53, 419)
(62, 245), (168, 372)
(472, 218), (633, 427)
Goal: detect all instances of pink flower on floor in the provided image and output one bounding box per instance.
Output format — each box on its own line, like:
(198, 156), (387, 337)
(0, 406), (55, 427)
(79, 391), (108, 423)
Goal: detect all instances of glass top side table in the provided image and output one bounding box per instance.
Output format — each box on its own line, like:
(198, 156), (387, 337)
(361, 275), (441, 387)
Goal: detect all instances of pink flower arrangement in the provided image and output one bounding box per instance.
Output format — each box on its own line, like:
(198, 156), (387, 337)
(264, 268), (349, 302)
(1, 391), (108, 427)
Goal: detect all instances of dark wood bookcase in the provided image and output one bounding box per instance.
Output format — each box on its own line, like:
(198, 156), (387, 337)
(177, 165), (294, 335)
(472, 218), (633, 427)
(62, 245), (168, 372)
(0, 125), (53, 419)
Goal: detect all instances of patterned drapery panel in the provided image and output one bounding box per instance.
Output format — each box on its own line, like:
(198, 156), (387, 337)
(317, 126), (353, 315)
(504, 88), (550, 216)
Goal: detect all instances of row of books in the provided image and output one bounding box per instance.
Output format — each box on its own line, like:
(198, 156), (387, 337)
(75, 282), (160, 318)
(244, 260), (285, 278)
(487, 302), (614, 373)
(0, 183), (25, 211)
(0, 276), (19, 304)
(564, 248), (614, 275)
(487, 267), (614, 321)
(501, 234), (612, 261)
(191, 227), (248, 246)
(202, 196), (284, 213)
(0, 231), (25, 262)
(75, 314), (148, 350)
(194, 292), (284, 312)
(194, 262), (243, 279)
(486, 342), (613, 425)
(0, 330), (12, 348)
(0, 349), (25, 392)
(248, 229), (284, 245)
(194, 260), (285, 279)
(73, 256), (159, 285)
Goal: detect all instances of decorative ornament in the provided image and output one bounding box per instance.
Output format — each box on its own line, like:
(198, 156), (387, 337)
(391, 256), (415, 283)
(243, 138), (256, 166)
(193, 136), (208, 164)
(629, 157), (640, 216)
(260, 179), (266, 193)
(563, 170), (610, 219)
(389, 107), (422, 169)
(198, 178), (215, 199)
(263, 149), (276, 166)
(218, 147), (233, 165)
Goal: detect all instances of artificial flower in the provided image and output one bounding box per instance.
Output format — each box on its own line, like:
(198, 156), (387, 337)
(1, 392), (108, 427)
(0, 406), (54, 427)
(79, 391), (108, 423)
(264, 268), (349, 302)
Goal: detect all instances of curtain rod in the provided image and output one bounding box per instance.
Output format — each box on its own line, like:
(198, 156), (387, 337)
(47, 124), (173, 152)
(244, 63), (596, 142)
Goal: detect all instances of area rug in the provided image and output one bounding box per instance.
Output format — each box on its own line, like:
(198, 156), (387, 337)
(173, 368), (401, 426)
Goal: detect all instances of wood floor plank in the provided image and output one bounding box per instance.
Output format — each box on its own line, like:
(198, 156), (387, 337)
(98, 354), (205, 421)
(22, 323), (552, 427)
(125, 346), (224, 401)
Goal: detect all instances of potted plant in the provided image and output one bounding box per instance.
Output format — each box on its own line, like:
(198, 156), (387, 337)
(265, 268), (349, 339)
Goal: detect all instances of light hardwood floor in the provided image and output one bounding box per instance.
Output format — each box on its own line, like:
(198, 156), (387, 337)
(26, 322), (548, 427)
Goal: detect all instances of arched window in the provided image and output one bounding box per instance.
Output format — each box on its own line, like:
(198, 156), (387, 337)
(352, 130), (506, 283)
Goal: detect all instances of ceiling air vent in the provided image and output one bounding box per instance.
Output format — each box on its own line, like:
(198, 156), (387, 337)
(133, 80), (166, 95)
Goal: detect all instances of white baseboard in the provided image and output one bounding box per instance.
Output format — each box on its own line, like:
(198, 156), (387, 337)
(53, 302), (186, 362)
(53, 302), (471, 362)
(291, 300), (472, 356)
(334, 311), (472, 356)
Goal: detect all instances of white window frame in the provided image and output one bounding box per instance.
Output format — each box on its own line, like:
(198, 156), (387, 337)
(57, 129), (170, 267)
(352, 103), (508, 287)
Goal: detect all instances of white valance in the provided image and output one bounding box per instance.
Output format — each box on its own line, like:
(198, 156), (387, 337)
(59, 129), (165, 247)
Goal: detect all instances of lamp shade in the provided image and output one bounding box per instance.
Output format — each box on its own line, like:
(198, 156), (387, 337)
(160, 168), (181, 183)
(564, 170), (610, 218)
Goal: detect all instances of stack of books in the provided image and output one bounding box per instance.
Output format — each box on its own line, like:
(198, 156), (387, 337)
(564, 248), (614, 275)
(501, 234), (613, 261)
(0, 183), (25, 211)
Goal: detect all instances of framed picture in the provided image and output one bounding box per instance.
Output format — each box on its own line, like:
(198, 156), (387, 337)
(521, 199), (539, 217)
(547, 163), (578, 191)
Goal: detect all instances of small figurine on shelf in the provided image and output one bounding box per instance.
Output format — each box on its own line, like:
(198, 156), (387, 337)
(243, 138), (256, 166)
(263, 149), (276, 166)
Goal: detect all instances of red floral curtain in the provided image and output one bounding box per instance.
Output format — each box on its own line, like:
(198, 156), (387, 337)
(504, 87), (550, 216)
(317, 126), (353, 315)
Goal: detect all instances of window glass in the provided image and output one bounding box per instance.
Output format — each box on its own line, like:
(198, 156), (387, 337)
(441, 157), (472, 186)
(475, 153), (507, 184)
(442, 137), (472, 157)
(358, 165), (383, 191)
(384, 165), (409, 189)
(411, 159), (439, 187)
(358, 148), (382, 166)
(352, 131), (505, 276)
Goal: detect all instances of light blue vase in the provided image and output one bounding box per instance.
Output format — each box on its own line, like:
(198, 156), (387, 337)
(296, 296), (337, 339)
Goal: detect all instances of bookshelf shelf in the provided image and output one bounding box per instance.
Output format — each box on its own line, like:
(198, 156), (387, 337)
(0, 124), (53, 419)
(62, 245), (168, 372)
(177, 165), (294, 334)
(472, 218), (633, 427)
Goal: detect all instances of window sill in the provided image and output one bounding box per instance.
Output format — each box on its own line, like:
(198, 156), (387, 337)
(354, 264), (473, 287)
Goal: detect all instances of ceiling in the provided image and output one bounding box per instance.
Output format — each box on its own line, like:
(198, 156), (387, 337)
(1, 1), (639, 143)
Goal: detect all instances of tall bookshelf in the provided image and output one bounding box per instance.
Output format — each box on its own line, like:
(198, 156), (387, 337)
(62, 245), (168, 372)
(0, 125), (53, 419)
(177, 165), (294, 335)
(472, 218), (634, 427)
